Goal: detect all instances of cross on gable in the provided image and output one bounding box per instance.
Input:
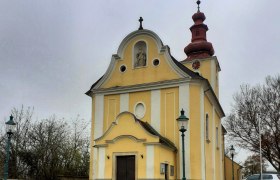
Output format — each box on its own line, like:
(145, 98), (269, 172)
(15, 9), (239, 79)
(138, 17), (143, 30)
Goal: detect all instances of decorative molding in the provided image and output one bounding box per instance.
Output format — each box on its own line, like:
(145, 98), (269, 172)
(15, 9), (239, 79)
(91, 78), (194, 95)
(142, 142), (161, 146)
(95, 112), (158, 142)
(93, 144), (108, 148)
(134, 101), (146, 119)
(105, 135), (146, 144)
(161, 45), (191, 78)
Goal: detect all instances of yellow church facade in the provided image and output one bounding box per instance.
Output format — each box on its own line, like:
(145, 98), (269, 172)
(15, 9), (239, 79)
(86, 4), (225, 180)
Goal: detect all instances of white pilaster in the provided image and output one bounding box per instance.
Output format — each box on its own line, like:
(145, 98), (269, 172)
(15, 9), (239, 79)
(120, 93), (129, 112)
(151, 90), (161, 132)
(98, 147), (105, 179)
(93, 148), (98, 179)
(179, 84), (190, 179)
(200, 87), (206, 180)
(146, 145), (154, 178)
(94, 94), (104, 139)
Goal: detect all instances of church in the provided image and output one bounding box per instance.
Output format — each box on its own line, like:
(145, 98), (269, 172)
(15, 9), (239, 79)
(86, 1), (226, 180)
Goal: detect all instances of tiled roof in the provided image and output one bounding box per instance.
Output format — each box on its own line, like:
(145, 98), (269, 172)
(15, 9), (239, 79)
(137, 120), (177, 152)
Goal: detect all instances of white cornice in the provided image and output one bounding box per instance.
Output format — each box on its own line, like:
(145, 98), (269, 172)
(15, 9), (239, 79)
(161, 45), (191, 77)
(90, 77), (197, 95)
(106, 135), (147, 143)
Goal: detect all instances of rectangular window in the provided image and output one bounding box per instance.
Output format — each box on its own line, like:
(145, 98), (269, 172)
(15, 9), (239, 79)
(205, 114), (210, 142)
(216, 127), (219, 149)
(170, 165), (174, 176)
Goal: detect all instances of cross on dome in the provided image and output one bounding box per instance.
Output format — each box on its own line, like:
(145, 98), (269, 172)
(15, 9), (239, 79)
(197, 0), (201, 12)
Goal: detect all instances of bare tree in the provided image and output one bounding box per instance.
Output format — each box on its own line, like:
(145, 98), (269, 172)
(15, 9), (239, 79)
(0, 105), (33, 179)
(224, 75), (280, 171)
(243, 154), (268, 177)
(1, 106), (90, 180)
(60, 115), (90, 177)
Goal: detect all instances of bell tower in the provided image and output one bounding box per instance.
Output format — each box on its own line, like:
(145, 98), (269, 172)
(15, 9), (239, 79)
(182, 0), (221, 96)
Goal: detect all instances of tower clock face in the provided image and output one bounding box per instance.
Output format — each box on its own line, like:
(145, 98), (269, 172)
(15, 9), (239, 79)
(192, 60), (200, 70)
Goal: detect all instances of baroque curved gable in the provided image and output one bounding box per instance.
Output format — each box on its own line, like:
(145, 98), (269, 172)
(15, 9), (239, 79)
(86, 29), (200, 93)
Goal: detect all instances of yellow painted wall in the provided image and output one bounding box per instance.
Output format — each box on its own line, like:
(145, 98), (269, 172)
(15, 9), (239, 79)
(154, 146), (177, 180)
(183, 60), (212, 81)
(105, 138), (146, 179)
(189, 84), (202, 179)
(101, 35), (180, 89)
(183, 58), (220, 97)
(215, 110), (222, 180)
(199, 60), (212, 82)
(95, 112), (176, 179)
(129, 91), (151, 123)
(89, 30), (226, 179)
(160, 87), (179, 146)
(96, 113), (158, 145)
(204, 96), (214, 180)
(103, 94), (120, 132)
(224, 156), (242, 180)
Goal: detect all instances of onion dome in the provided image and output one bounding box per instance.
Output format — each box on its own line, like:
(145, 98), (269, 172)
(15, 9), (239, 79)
(184, 1), (214, 61)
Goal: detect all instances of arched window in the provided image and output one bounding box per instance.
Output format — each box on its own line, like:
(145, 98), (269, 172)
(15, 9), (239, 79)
(134, 41), (147, 67)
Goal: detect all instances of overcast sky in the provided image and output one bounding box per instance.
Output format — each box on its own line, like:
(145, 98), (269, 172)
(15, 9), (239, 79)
(0, 0), (279, 166)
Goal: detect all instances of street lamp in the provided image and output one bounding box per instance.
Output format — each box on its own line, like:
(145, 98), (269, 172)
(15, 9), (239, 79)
(230, 145), (236, 180)
(3, 115), (16, 180)
(176, 109), (189, 180)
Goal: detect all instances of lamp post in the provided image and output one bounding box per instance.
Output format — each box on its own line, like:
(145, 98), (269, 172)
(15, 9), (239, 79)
(176, 109), (189, 180)
(3, 115), (16, 180)
(230, 145), (236, 180)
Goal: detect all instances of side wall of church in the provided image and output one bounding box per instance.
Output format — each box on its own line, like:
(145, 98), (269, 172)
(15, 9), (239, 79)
(189, 84), (203, 179)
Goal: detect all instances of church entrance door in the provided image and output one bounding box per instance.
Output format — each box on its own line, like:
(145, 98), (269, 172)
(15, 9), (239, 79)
(116, 155), (135, 180)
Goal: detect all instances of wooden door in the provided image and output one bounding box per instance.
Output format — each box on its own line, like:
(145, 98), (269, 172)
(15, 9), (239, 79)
(116, 155), (135, 180)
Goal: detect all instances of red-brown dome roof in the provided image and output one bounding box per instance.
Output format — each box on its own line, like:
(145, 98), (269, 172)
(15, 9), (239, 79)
(183, 9), (215, 61)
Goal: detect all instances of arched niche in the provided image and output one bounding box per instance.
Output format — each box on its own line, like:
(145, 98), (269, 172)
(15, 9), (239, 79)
(134, 41), (147, 68)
